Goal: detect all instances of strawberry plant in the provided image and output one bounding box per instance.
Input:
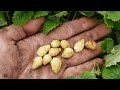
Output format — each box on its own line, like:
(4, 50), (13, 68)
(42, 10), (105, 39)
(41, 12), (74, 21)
(0, 11), (120, 79)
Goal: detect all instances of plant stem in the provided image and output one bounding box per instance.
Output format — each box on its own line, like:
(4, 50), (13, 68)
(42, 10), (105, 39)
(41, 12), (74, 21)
(48, 11), (52, 16)
(72, 11), (77, 20)
(67, 11), (71, 21)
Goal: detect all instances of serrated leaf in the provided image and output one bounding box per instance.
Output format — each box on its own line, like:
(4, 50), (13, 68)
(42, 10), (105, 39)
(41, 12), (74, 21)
(54, 11), (68, 17)
(102, 65), (120, 79)
(96, 11), (107, 16)
(47, 16), (60, 22)
(107, 11), (120, 21)
(0, 11), (7, 26)
(80, 71), (97, 79)
(42, 19), (61, 34)
(33, 11), (49, 19)
(79, 11), (95, 17)
(97, 11), (120, 22)
(101, 38), (114, 54)
(12, 11), (34, 25)
(114, 20), (120, 30)
(111, 48), (116, 54)
(104, 17), (114, 28)
(104, 44), (120, 67)
(65, 71), (97, 79)
(115, 31), (120, 44)
(65, 76), (81, 79)
(0, 20), (7, 27)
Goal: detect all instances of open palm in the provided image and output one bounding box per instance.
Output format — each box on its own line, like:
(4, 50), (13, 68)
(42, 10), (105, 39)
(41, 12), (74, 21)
(0, 17), (110, 79)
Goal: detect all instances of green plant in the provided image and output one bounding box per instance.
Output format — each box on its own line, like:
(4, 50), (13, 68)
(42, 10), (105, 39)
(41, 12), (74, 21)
(1, 11), (120, 79)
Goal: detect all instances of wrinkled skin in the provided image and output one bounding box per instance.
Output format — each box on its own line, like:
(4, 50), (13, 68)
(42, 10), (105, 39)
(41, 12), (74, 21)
(0, 17), (110, 79)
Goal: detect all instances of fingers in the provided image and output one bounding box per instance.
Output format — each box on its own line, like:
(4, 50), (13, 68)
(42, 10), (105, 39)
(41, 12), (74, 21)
(67, 42), (103, 66)
(31, 17), (98, 46)
(63, 58), (104, 78)
(22, 17), (45, 36)
(68, 24), (110, 48)
(3, 17), (45, 41)
(18, 61), (65, 79)
(17, 18), (110, 79)
(29, 20), (110, 67)
(65, 24), (110, 66)
(47, 17), (98, 40)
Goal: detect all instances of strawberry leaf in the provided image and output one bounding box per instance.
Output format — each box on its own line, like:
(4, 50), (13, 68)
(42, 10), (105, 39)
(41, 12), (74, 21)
(42, 19), (61, 34)
(102, 65), (120, 79)
(12, 11), (34, 25)
(104, 44), (120, 67)
(33, 11), (49, 19)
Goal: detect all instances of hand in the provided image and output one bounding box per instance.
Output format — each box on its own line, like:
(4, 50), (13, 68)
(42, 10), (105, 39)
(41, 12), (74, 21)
(0, 17), (110, 79)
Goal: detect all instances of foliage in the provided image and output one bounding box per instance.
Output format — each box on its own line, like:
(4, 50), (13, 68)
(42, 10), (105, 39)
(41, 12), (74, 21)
(65, 71), (97, 79)
(12, 11), (34, 25)
(101, 38), (114, 54)
(0, 11), (120, 79)
(65, 62), (101, 79)
(0, 11), (7, 27)
(102, 64), (120, 79)
(104, 44), (120, 67)
(33, 11), (49, 19)
(42, 19), (61, 33)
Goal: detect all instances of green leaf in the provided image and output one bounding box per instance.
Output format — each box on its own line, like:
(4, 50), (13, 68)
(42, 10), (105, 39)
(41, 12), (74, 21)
(115, 31), (120, 44)
(12, 11), (34, 25)
(0, 11), (7, 26)
(66, 72), (97, 79)
(80, 71), (97, 79)
(111, 48), (116, 54)
(42, 19), (61, 34)
(79, 11), (95, 17)
(102, 65), (120, 79)
(104, 44), (120, 67)
(65, 71), (97, 79)
(47, 11), (68, 23)
(54, 11), (68, 17)
(92, 62), (102, 76)
(33, 11), (49, 19)
(47, 16), (60, 22)
(114, 20), (120, 30)
(101, 38), (114, 54)
(65, 76), (81, 79)
(97, 11), (120, 21)
(0, 20), (7, 27)
(104, 17), (114, 28)
(96, 11), (107, 16)
(107, 11), (120, 21)
(42, 11), (67, 34)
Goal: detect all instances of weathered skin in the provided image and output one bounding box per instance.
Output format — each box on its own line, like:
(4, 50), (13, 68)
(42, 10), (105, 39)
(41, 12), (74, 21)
(0, 17), (110, 79)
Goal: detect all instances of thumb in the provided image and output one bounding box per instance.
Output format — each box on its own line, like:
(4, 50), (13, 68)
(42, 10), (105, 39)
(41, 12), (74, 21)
(3, 17), (45, 41)
(23, 17), (45, 36)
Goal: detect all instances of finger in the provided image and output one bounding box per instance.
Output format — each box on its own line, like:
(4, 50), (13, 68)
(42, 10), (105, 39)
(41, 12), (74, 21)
(16, 17), (98, 76)
(28, 22), (110, 69)
(18, 61), (66, 79)
(63, 58), (104, 78)
(17, 18), (105, 79)
(68, 24), (111, 48)
(66, 24), (110, 66)
(3, 17), (45, 41)
(18, 20), (110, 79)
(30, 17), (98, 46)
(47, 17), (98, 40)
(22, 17), (45, 36)
(67, 42), (102, 66)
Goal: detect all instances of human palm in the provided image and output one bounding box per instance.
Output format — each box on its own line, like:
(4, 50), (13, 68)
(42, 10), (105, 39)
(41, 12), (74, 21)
(0, 17), (110, 79)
